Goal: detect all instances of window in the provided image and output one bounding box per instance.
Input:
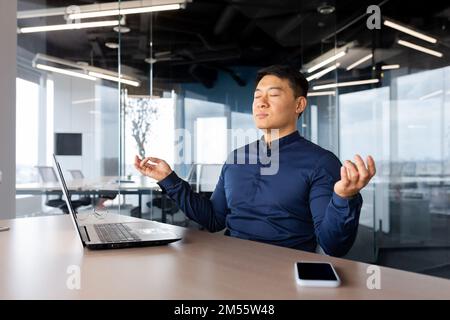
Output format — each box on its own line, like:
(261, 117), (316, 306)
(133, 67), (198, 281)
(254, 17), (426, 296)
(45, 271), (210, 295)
(124, 95), (175, 176)
(16, 78), (40, 183)
(196, 117), (228, 164)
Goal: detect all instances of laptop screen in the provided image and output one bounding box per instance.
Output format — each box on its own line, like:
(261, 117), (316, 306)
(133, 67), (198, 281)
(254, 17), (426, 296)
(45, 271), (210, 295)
(52, 154), (84, 245)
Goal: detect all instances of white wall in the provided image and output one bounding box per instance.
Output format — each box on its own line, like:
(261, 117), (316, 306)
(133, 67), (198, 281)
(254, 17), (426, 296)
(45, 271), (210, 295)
(52, 75), (120, 178)
(0, 0), (17, 219)
(53, 74), (98, 178)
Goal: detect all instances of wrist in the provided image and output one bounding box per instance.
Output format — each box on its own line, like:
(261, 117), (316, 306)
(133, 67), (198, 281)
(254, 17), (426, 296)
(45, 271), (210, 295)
(334, 190), (358, 199)
(158, 170), (173, 182)
(157, 171), (180, 191)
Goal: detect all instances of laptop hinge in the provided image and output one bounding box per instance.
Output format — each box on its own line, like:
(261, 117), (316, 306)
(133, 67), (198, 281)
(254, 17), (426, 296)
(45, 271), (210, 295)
(78, 225), (91, 243)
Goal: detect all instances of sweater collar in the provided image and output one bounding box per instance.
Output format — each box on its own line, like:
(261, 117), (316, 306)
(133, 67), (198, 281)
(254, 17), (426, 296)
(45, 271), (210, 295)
(260, 130), (301, 149)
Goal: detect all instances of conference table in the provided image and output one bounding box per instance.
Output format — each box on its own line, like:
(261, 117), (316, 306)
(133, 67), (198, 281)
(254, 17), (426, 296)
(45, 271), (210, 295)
(16, 176), (163, 219)
(1, 213), (449, 299)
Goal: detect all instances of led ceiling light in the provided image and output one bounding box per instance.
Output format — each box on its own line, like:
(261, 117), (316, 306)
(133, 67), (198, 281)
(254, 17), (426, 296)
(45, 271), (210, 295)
(397, 40), (443, 58)
(346, 54), (373, 71)
(33, 54), (140, 87)
(384, 19), (437, 44)
(307, 51), (347, 73)
(317, 3), (335, 15)
(307, 91), (336, 97)
(105, 42), (119, 49)
(313, 79), (379, 90)
(68, 4), (182, 20)
(419, 90), (443, 100)
(113, 26), (131, 33)
(306, 63), (340, 82)
(36, 64), (97, 81)
(88, 72), (140, 87)
(17, 0), (188, 19)
(72, 98), (100, 105)
(18, 20), (119, 33)
(381, 64), (400, 70)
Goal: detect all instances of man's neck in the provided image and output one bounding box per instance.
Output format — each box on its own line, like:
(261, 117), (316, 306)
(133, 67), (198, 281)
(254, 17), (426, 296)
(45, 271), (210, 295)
(263, 126), (297, 148)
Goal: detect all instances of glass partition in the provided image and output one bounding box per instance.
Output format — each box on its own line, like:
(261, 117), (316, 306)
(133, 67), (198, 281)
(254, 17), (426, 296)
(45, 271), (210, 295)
(331, 1), (450, 275)
(16, 0), (123, 218)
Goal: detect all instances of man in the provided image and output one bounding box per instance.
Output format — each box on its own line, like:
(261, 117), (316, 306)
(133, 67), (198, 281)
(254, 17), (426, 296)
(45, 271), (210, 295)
(135, 65), (376, 257)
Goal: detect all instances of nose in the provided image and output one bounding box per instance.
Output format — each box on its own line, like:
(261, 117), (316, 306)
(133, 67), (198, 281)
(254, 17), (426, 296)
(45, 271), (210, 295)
(254, 95), (269, 109)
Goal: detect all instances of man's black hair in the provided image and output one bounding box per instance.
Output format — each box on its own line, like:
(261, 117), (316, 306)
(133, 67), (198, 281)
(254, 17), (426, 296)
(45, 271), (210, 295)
(255, 65), (309, 119)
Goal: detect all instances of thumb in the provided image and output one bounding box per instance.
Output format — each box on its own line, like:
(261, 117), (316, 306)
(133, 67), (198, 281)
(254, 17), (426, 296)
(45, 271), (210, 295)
(340, 166), (350, 186)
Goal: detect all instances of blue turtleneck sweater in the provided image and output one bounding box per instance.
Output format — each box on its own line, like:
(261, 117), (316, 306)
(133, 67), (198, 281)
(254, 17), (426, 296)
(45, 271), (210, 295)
(158, 130), (363, 257)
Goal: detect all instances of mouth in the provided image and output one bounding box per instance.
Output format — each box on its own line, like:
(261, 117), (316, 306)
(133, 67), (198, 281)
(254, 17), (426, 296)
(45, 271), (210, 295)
(256, 113), (269, 119)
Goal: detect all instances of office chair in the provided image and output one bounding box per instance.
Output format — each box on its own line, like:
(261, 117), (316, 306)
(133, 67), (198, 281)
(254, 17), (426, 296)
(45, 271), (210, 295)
(145, 165), (198, 225)
(68, 169), (117, 205)
(67, 170), (93, 206)
(196, 163), (222, 198)
(145, 164), (222, 226)
(36, 166), (86, 214)
(68, 169), (84, 180)
(194, 164), (222, 230)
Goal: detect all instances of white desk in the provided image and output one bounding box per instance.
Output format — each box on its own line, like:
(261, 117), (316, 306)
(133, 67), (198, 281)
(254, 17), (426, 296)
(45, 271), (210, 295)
(1, 214), (450, 299)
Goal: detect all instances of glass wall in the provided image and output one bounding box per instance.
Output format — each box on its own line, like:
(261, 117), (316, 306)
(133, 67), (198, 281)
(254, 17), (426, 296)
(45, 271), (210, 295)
(16, 0), (124, 217)
(331, 1), (449, 276)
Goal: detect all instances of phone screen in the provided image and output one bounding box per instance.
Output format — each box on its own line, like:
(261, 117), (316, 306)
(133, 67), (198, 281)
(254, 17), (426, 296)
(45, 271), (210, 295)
(296, 262), (338, 281)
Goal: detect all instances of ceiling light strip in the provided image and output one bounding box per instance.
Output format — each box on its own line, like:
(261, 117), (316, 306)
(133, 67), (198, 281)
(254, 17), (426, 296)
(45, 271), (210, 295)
(307, 51), (347, 74)
(397, 40), (443, 58)
(36, 64), (97, 81)
(307, 91), (336, 97)
(19, 20), (119, 33)
(384, 20), (437, 44)
(68, 4), (182, 19)
(313, 79), (379, 90)
(18, 0), (187, 19)
(306, 64), (340, 82)
(346, 54), (373, 71)
(381, 64), (400, 70)
(88, 71), (140, 87)
(419, 90), (443, 100)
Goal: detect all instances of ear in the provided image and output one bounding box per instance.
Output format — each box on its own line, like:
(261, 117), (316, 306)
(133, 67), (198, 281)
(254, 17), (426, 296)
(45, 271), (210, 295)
(295, 96), (307, 115)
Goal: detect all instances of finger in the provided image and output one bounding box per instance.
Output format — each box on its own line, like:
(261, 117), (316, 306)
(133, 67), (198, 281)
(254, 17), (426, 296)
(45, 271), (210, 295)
(340, 166), (350, 186)
(344, 160), (359, 183)
(134, 156), (143, 169)
(141, 158), (158, 169)
(148, 157), (162, 164)
(135, 159), (147, 172)
(346, 167), (352, 181)
(353, 154), (370, 181)
(140, 157), (154, 168)
(367, 155), (376, 177)
(143, 163), (156, 172)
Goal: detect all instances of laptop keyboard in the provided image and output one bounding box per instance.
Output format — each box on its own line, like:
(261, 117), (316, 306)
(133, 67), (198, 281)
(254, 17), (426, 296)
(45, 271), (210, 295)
(94, 223), (141, 243)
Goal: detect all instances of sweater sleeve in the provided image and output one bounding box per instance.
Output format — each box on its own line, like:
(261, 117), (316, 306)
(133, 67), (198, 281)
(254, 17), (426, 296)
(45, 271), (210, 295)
(309, 152), (363, 257)
(157, 166), (229, 232)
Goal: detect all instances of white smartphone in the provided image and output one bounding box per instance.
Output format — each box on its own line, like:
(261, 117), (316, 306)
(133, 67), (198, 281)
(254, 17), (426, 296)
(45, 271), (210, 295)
(295, 261), (341, 287)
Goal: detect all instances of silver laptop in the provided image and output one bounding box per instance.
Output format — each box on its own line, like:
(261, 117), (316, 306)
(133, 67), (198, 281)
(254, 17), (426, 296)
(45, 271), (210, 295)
(53, 154), (182, 250)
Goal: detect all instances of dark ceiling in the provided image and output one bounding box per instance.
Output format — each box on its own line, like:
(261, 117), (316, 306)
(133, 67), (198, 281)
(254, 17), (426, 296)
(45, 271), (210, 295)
(18, 0), (450, 92)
